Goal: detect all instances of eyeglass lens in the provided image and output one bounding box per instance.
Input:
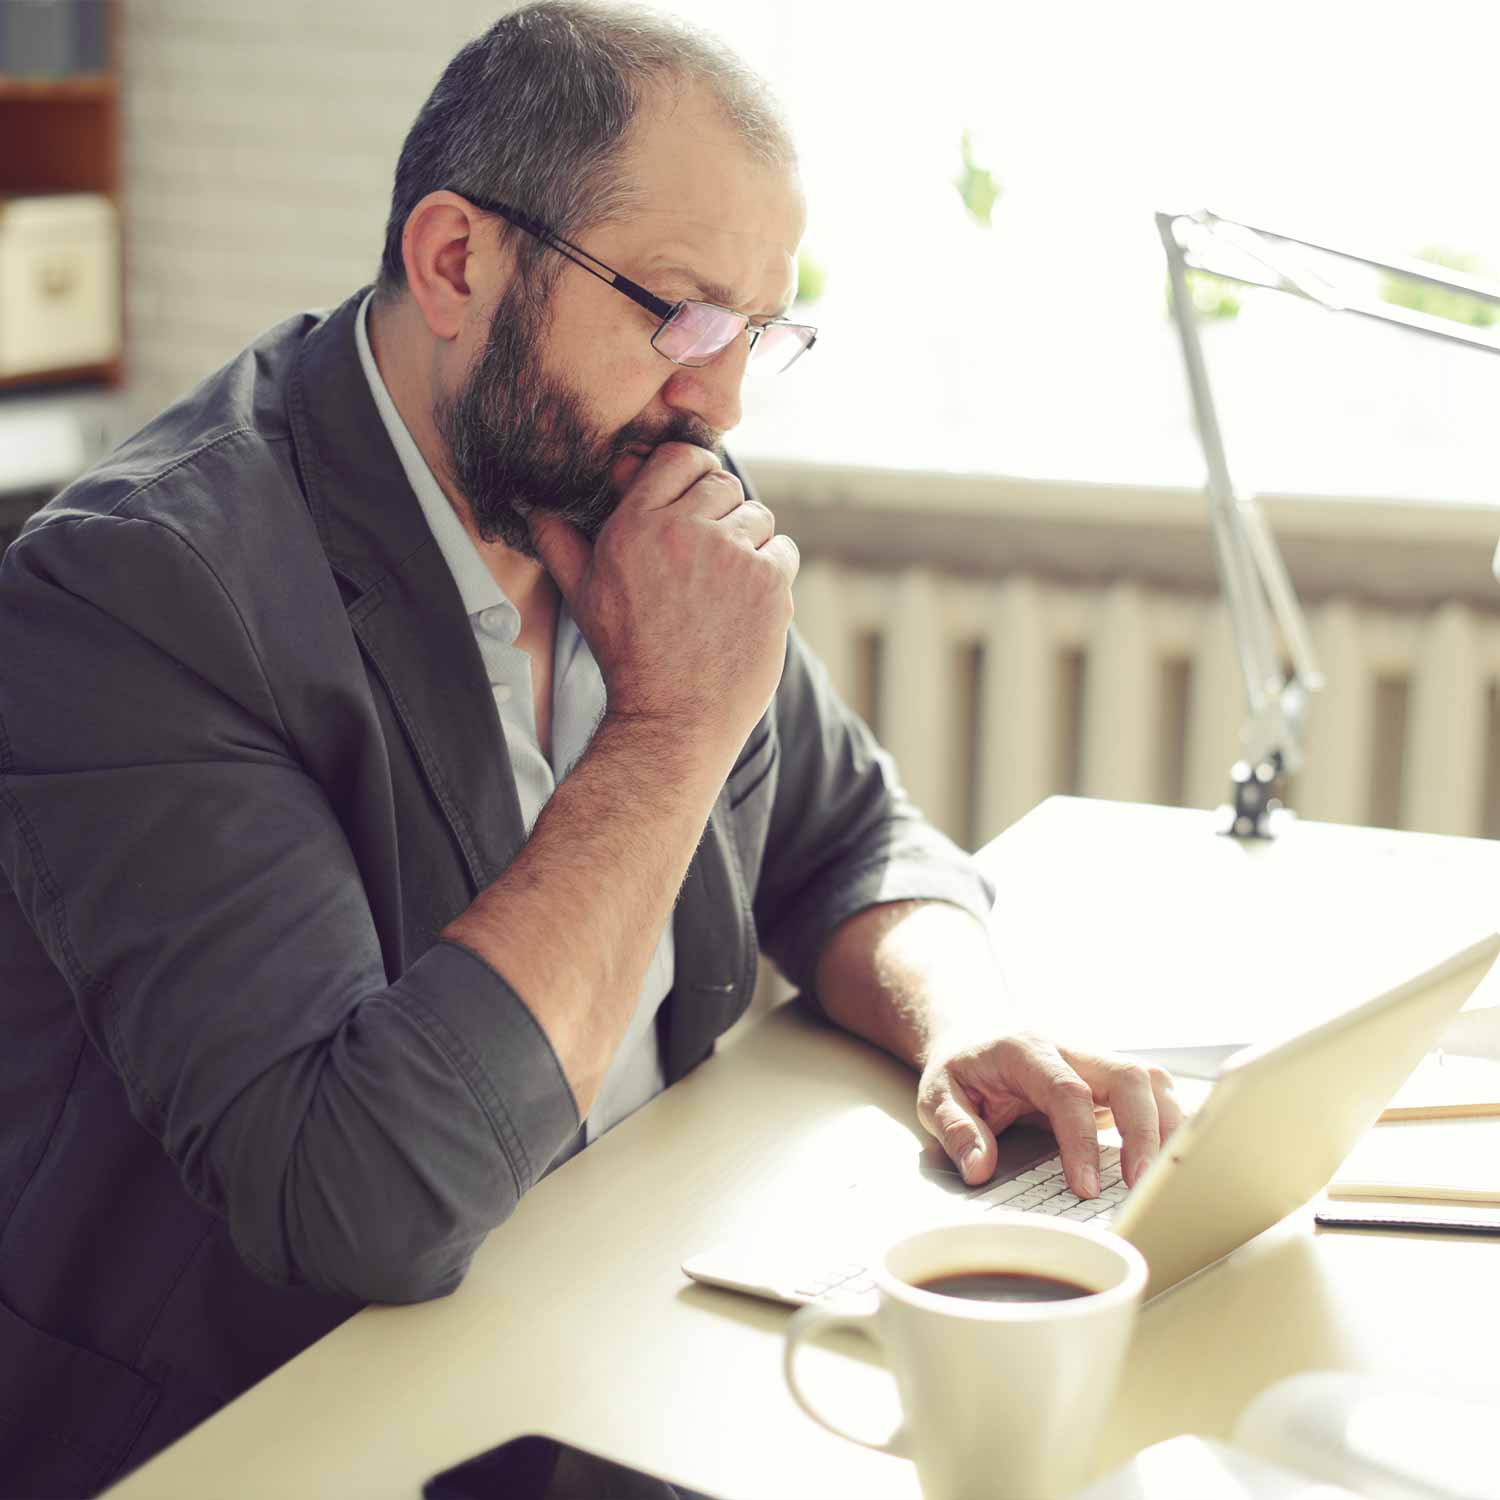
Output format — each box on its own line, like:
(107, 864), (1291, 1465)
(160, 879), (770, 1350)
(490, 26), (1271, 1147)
(746, 321), (814, 375)
(652, 301), (814, 376)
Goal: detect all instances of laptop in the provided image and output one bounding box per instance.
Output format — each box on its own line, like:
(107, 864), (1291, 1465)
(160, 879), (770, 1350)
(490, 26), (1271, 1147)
(683, 932), (1500, 1304)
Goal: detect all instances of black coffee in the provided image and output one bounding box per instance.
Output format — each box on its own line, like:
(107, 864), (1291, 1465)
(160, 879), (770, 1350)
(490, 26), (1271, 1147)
(914, 1271), (1093, 1304)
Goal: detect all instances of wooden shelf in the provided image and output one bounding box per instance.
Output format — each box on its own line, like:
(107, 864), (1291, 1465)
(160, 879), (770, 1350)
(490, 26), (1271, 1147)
(0, 73), (115, 101)
(0, 360), (119, 395)
(0, 0), (124, 393)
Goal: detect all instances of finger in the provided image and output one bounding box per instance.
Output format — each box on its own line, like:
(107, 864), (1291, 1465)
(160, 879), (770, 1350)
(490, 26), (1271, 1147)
(616, 441), (722, 514)
(757, 532), (800, 588)
(1093, 1063), (1161, 1188)
(528, 511), (591, 603)
(720, 499), (776, 550)
(1062, 1051), (1182, 1186)
(676, 467), (746, 521)
(1150, 1066), (1186, 1145)
(1010, 1050), (1102, 1198)
(922, 1075), (1001, 1186)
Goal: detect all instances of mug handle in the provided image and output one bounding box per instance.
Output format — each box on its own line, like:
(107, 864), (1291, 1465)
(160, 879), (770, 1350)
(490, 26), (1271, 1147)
(782, 1299), (909, 1457)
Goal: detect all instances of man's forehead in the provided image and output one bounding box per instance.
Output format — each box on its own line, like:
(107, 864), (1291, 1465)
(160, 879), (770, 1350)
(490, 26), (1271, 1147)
(621, 85), (804, 241)
(646, 209), (796, 272)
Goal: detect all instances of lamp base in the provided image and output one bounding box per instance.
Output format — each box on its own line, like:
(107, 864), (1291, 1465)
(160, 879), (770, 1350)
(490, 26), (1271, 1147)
(1215, 757), (1297, 840)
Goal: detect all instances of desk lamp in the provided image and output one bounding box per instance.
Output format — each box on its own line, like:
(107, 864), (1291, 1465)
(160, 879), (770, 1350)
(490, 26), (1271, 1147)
(1157, 208), (1500, 839)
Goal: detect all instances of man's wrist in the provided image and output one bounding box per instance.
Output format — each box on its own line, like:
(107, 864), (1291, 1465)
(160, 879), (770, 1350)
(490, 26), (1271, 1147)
(816, 900), (1015, 1071)
(594, 707), (741, 796)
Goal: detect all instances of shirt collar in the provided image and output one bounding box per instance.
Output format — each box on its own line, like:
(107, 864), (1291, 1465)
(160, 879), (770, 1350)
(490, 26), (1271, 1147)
(354, 290), (511, 623)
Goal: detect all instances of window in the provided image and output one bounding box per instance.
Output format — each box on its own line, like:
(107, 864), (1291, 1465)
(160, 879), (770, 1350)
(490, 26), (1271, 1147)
(685, 0), (1500, 504)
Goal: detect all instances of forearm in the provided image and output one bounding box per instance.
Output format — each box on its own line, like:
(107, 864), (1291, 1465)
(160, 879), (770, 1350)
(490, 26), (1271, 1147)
(813, 900), (1019, 1069)
(444, 712), (734, 1118)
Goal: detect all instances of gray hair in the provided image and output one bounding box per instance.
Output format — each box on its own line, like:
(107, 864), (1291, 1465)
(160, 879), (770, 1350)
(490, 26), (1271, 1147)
(375, 0), (795, 304)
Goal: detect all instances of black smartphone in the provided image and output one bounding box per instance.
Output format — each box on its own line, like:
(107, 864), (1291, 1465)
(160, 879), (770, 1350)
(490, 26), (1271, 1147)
(423, 1434), (723, 1500)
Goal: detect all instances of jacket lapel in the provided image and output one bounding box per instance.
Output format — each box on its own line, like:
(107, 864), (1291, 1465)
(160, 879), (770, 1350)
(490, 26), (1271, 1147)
(285, 287), (526, 895)
(286, 287), (757, 1065)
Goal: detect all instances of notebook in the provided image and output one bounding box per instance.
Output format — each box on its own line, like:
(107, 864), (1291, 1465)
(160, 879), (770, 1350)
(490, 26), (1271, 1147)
(684, 933), (1500, 1304)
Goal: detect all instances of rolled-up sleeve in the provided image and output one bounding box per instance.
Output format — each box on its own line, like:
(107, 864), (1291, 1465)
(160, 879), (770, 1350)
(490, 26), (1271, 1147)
(0, 512), (577, 1305)
(751, 627), (996, 1003)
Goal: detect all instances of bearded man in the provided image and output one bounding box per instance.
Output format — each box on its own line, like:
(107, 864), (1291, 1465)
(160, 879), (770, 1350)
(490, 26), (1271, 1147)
(0, 3), (1179, 1494)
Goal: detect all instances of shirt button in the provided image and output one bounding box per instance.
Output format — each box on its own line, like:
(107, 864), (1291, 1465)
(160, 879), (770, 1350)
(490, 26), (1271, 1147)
(480, 605), (519, 642)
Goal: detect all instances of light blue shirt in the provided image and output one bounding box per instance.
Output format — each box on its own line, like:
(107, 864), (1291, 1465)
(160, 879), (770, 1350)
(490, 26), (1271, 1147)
(354, 291), (671, 1150)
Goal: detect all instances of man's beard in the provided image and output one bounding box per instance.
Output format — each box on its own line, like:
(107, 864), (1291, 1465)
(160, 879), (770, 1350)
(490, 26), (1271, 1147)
(432, 279), (724, 560)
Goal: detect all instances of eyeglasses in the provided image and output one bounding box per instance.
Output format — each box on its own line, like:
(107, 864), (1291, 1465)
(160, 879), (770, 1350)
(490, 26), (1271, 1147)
(445, 188), (818, 376)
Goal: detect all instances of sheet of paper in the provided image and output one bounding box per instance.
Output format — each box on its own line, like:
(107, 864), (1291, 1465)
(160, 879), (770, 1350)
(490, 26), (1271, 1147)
(1438, 1005), (1500, 1063)
(1075, 1433), (1360, 1499)
(1329, 1116), (1500, 1200)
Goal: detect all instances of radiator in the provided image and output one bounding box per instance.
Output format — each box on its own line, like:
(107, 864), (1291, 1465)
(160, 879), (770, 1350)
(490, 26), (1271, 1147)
(792, 561), (1500, 848)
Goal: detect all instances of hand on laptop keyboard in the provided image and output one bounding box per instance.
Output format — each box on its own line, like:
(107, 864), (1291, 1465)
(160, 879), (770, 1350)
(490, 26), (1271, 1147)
(917, 1032), (1183, 1199)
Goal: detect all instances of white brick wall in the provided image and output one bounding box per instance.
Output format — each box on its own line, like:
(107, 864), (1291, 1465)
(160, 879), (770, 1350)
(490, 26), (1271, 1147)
(120, 0), (525, 426)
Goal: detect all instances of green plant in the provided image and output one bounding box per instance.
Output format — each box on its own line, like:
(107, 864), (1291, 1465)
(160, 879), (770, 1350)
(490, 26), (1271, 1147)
(795, 247), (826, 306)
(1380, 247), (1497, 328)
(1165, 269), (1242, 321)
(955, 129), (1002, 229)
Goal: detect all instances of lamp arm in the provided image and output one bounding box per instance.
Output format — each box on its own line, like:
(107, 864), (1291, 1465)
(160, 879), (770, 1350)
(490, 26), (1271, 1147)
(1183, 209), (1500, 357)
(1157, 206), (1500, 835)
(1156, 212), (1278, 718)
(1157, 209), (1326, 836)
(1202, 210), (1500, 309)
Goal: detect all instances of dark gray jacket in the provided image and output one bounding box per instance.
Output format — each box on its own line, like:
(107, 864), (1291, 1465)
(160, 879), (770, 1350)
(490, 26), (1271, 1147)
(0, 288), (992, 1496)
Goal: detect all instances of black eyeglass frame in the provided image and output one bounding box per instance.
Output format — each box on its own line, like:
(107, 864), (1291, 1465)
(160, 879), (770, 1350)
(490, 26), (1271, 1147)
(444, 187), (818, 373)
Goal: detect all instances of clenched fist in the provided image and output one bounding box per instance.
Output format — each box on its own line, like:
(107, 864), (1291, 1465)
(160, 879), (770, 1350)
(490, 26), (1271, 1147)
(530, 442), (799, 765)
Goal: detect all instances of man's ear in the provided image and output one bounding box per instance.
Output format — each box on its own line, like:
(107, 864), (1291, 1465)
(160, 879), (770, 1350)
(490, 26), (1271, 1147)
(401, 190), (515, 342)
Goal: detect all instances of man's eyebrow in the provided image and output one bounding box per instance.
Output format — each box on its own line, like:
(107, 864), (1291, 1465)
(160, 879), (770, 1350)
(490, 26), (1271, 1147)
(653, 264), (792, 321)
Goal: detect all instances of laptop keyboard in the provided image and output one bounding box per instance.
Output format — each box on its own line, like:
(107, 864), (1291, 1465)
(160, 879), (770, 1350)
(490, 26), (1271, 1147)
(791, 1146), (1126, 1303)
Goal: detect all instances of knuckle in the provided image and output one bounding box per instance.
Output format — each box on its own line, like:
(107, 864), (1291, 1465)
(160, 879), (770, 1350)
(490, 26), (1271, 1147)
(1050, 1076), (1096, 1109)
(1000, 1029), (1043, 1059)
(1146, 1064), (1174, 1089)
(651, 442), (721, 490)
(699, 468), (742, 498)
(652, 441), (698, 473)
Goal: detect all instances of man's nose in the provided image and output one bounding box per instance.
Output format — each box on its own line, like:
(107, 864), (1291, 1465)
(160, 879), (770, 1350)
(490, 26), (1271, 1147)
(660, 335), (750, 434)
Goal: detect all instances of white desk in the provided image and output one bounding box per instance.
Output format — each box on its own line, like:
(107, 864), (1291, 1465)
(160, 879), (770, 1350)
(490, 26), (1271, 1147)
(106, 798), (1500, 1499)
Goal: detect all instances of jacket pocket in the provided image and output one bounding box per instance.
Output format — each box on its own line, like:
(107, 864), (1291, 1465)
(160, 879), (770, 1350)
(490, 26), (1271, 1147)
(0, 1293), (159, 1498)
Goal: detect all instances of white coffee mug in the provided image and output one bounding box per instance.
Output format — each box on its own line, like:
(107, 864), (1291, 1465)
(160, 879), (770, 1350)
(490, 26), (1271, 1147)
(783, 1218), (1148, 1500)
